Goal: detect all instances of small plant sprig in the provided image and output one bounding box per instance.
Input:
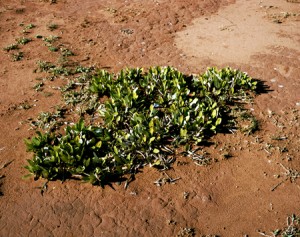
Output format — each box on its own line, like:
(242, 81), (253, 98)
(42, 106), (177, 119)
(25, 66), (258, 186)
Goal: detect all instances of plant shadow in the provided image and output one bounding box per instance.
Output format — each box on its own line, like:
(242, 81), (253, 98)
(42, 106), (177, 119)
(254, 78), (273, 95)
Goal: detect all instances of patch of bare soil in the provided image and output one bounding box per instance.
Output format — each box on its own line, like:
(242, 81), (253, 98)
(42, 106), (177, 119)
(0, 0), (299, 236)
(176, 0), (300, 65)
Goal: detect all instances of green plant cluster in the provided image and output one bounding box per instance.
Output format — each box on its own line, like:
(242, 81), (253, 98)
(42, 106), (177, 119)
(25, 66), (257, 185)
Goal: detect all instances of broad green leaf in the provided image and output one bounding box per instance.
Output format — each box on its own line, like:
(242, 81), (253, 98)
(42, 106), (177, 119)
(212, 109), (218, 118)
(150, 104), (154, 113)
(180, 128), (187, 138)
(149, 137), (155, 143)
(132, 88), (138, 100)
(95, 141), (102, 148)
(149, 119), (154, 135)
(190, 98), (198, 106)
(151, 160), (161, 166)
(42, 169), (49, 178)
(216, 117), (222, 126)
(153, 148), (160, 154)
(179, 115), (183, 125)
(113, 146), (119, 155)
(77, 119), (85, 131)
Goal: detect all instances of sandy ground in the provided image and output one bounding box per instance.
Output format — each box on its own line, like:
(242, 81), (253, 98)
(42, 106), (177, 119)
(0, 0), (300, 236)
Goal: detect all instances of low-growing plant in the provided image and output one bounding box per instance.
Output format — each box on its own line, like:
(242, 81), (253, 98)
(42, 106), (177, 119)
(60, 47), (75, 57)
(11, 52), (24, 61)
(242, 114), (259, 135)
(3, 43), (19, 52)
(42, 35), (60, 44)
(24, 23), (36, 30)
(36, 60), (71, 76)
(18, 102), (32, 110)
(37, 60), (56, 72)
(177, 227), (196, 237)
(30, 108), (66, 131)
(52, 66), (71, 76)
(47, 45), (59, 52)
(16, 37), (32, 45)
(33, 82), (44, 91)
(25, 66), (257, 186)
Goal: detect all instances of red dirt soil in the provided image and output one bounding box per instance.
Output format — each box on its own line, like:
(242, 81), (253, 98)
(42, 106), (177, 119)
(0, 0), (300, 236)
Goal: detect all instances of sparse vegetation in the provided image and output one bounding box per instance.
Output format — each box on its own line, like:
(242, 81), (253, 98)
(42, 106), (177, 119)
(33, 82), (44, 91)
(259, 214), (300, 237)
(60, 47), (75, 57)
(42, 35), (60, 44)
(30, 108), (66, 131)
(271, 163), (300, 191)
(177, 227), (196, 237)
(11, 51), (24, 61)
(3, 43), (19, 52)
(24, 23), (36, 30)
(47, 45), (59, 52)
(16, 37), (32, 45)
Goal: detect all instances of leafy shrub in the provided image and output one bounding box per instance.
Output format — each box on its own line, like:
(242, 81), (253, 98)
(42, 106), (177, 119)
(25, 66), (257, 185)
